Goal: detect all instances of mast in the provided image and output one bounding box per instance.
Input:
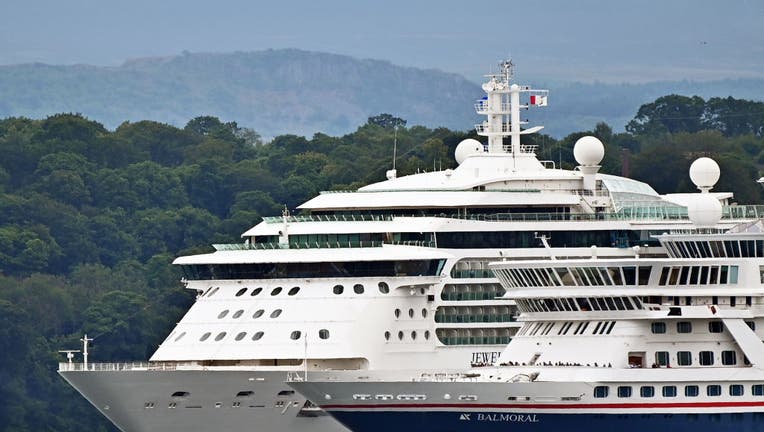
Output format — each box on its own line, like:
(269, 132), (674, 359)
(474, 60), (549, 159)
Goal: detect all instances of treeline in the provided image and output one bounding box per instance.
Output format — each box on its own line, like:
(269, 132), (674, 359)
(1, 94), (763, 431)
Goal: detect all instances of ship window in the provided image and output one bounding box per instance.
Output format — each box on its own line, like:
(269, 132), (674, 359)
(650, 322), (666, 334)
(662, 386), (677, 398)
(640, 386), (655, 398)
(270, 309), (282, 318)
(232, 310), (244, 319)
(411, 331), (417, 340)
(422, 308), (428, 318)
(235, 332), (247, 341)
(271, 287), (282, 296)
(288, 287), (300, 296)
(174, 332), (186, 342)
(236, 391), (254, 398)
(353, 284), (364, 294)
(199, 332), (211, 341)
(253, 309), (264, 319)
(707, 385), (722, 397)
(722, 350), (737, 365)
(677, 351), (692, 366)
(171, 391), (190, 398)
(398, 331), (404, 340)
(593, 386), (609, 398)
(278, 390), (295, 396)
(384, 331), (391, 341)
(685, 385), (699, 397)
(408, 308), (414, 318)
(709, 321), (723, 333)
(752, 384), (764, 396)
(394, 309), (401, 318)
(252, 331), (264, 341)
(677, 321), (692, 333)
(215, 332), (227, 341)
(424, 330), (430, 340)
(251, 287), (263, 296)
(617, 386), (632, 398)
(655, 351), (669, 366)
(319, 329), (330, 339)
(207, 287), (220, 297)
(333, 285), (344, 295)
(290, 331), (302, 340)
(235, 287), (248, 297)
(699, 351), (714, 366)
(218, 310), (229, 319)
(729, 385), (744, 396)
(378, 282), (390, 294)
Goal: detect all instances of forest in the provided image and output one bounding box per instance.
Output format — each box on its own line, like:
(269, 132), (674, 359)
(1, 94), (764, 431)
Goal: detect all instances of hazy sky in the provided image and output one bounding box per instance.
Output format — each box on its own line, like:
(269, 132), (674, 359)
(2, 0), (763, 83)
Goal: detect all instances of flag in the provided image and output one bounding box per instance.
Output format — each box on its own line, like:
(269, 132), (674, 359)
(530, 95), (548, 106)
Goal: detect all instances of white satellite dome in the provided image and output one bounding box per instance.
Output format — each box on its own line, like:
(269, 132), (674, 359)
(689, 157), (720, 190)
(455, 139), (484, 164)
(573, 136), (605, 166)
(686, 194), (723, 227)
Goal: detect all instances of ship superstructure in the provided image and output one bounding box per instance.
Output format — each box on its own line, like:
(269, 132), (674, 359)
(59, 61), (764, 432)
(291, 159), (764, 432)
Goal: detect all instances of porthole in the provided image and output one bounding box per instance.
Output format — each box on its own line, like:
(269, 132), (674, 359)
(378, 282), (390, 294)
(288, 287), (300, 296)
(235, 332), (247, 341)
(232, 310), (244, 319)
(207, 287), (220, 297)
(200, 332), (211, 342)
(398, 331), (404, 340)
(421, 308), (428, 318)
(384, 331), (391, 341)
(395, 309), (401, 318)
(408, 308), (414, 318)
(171, 391), (189, 398)
(319, 329), (330, 339)
(271, 287), (282, 296)
(424, 330), (430, 340)
(218, 310), (229, 319)
(253, 309), (264, 319)
(333, 285), (344, 295)
(411, 331), (417, 340)
(235, 288), (248, 297)
(250, 287), (263, 296)
(354, 284), (364, 294)
(174, 332), (186, 342)
(215, 332), (227, 341)
(252, 331), (264, 341)
(236, 391), (254, 398)
(291, 331), (302, 340)
(270, 309), (282, 318)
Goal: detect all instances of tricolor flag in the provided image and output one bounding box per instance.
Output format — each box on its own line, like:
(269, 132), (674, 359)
(530, 95), (548, 106)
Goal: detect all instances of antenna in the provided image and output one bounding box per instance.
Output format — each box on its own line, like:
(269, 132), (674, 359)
(393, 126), (398, 171)
(58, 349), (80, 364)
(80, 334), (93, 369)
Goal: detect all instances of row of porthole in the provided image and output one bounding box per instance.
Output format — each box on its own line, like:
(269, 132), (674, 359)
(384, 330), (430, 341)
(203, 286), (301, 298)
(395, 308), (428, 319)
(333, 282), (390, 295)
(218, 308), (282, 320)
(173, 329), (330, 343)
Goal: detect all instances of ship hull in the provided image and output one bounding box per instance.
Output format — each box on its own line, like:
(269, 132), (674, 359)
(59, 369), (347, 432)
(326, 410), (764, 432)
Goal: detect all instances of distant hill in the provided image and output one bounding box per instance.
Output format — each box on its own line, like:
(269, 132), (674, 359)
(1, 49), (763, 138)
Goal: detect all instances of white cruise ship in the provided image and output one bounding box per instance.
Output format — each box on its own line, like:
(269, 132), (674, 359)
(58, 60), (761, 432)
(290, 158), (764, 432)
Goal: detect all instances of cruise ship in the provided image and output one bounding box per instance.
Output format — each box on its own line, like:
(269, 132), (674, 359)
(58, 60), (762, 432)
(290, 159), (764, 432)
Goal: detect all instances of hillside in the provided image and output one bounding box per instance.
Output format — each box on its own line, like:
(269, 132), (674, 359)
(1, 49), (763, 138)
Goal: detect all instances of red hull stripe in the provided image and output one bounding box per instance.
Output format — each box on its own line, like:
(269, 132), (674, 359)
(323, 401), (764, 410)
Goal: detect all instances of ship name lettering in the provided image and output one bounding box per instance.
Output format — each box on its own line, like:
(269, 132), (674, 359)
(470, 351), (501, 364)
(476, 413), (539, 423)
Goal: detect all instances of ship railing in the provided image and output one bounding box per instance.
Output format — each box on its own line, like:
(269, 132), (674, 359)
(259, 205), (764, 225)
(58, 362), (180, 372)
(474, 101), (511, 113)
(214, 240), (436, 251)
